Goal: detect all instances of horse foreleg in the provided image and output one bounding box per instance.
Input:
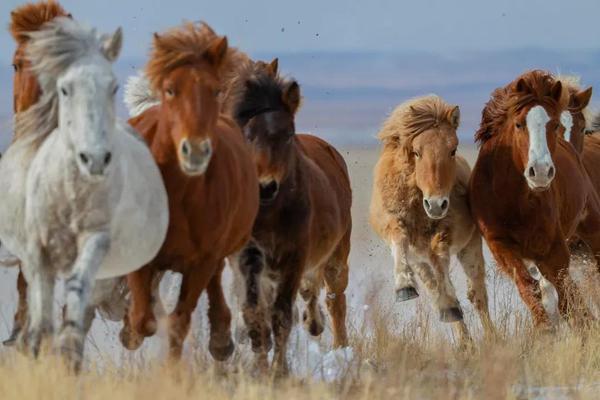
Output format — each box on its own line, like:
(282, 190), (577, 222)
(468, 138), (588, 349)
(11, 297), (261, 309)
(391, 238), (419, 301)
(299, 272), (325, 338)
(206, 261), (234, 361)
(4, 267), (28, 346)
(487, 240), (551, 329)
(168, 264), (213, 361)
(60, 231), (110, 372)
(323, 232), (350, 348)
(457, 234), (496, 338)
(120, 265), (156, 350)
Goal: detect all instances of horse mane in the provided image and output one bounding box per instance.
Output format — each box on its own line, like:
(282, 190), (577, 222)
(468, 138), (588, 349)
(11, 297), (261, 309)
(225, 60), (301, 127)
(10, 0), (68, 44)
(556, 74), (593, 131)
(14, 17), (107, 145)
(146, 22), (248, 93)
(377, 95), (457, 145)
(475, 70), (568, 145)
(124, 72), (160, 117)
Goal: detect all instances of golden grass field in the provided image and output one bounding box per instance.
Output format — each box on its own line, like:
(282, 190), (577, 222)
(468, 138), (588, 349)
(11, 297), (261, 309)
(0, 145), (599, 399)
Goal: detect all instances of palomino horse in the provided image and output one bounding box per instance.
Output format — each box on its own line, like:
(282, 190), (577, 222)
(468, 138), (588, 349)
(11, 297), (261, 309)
(4, 1), (131, 348)
(120, 22), (259, 361)
(225, 59), (352, 375)
(3, 0), (70, 346)
(0, 17), (168, 369)
(370, 95), (494, 343)
(470, 70), (600, 328)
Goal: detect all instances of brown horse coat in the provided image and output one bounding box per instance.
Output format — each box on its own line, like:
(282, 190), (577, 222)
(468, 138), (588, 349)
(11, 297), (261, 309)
(120, 22), (259, 361)
(470, 70), (600, 327)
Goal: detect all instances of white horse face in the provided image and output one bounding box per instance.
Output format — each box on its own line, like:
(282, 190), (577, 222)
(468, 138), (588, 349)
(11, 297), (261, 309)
(56, 30), (122, 179)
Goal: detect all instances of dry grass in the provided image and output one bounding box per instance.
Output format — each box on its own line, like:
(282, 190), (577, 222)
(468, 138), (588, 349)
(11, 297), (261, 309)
(0, 266), (599, 400)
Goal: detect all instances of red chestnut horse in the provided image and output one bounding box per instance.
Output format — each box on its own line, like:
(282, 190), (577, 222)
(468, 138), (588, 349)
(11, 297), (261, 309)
(470, 70), (600, 328)
(4, 0), (70, 345)
(119, 22), (259, 361)
(225, 59), (352, 375)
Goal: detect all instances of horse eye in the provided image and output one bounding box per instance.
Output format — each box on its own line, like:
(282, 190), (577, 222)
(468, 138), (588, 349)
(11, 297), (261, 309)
(515, 122), (523, 129)
(412, 151), (421, 159)
(451, 149), (457, 157)
(112, 85), (119, 96)
(12, 64), (18, 72)
(61, 87), (68, 96)
(165, 88), (175, 98)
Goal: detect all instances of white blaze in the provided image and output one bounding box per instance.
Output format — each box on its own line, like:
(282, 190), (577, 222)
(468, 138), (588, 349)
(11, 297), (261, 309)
(526, 106), (552, 167)
(560, 111), (574, 142)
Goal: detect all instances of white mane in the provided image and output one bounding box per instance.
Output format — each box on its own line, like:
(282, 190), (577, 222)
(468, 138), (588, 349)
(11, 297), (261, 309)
(124, 72), (160, 117)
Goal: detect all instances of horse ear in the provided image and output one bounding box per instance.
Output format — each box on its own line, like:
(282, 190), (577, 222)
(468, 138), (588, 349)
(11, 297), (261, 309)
(448, 106), (460, 129)
(101, 27), (123, 62)
(205, 36), (228, 67)
(267, 58), (279, 76)
(283, 80), (301, 114)
(572, 87), (593, 111)
(550, 80), (563, 102)
(516, 78), (532, 94)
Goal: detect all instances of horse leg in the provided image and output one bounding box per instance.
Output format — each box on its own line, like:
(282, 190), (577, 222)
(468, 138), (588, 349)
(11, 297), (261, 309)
(391, 238), (419, 301)
(299, 271), (325, 337)
(4, 267), (28, 346)
(413, 261), (470, 345)
(60, 232), (110, 372)
(487, 240), (551, 328)
(456, 234), (495, 337)
(323, 232), (350, 348)
(120, 265), (156, 350)
(271, 253), (304, 377)
(206, 261), (235, 361)
(168, 263), (214, 361)
(21, 248), (54, 357)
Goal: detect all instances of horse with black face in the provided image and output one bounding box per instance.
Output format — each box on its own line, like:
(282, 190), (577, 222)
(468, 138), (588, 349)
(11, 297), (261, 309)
(226, 59), (352, 375)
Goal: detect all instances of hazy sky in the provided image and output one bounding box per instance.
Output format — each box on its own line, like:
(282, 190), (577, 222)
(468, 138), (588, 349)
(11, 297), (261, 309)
(1, 0), (600, 63)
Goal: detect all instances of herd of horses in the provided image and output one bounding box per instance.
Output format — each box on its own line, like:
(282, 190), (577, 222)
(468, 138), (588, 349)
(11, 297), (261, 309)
(1, 0), (600, 377)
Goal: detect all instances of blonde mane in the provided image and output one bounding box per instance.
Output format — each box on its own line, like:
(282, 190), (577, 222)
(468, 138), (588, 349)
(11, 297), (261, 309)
(14, 17), (109, 146)
(378, 95), (458, 146)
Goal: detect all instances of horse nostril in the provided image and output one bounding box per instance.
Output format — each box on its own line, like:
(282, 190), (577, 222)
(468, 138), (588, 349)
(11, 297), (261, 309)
(181, 140), (190, 156)
(441, 199), (448, 210)
(528, 166), (536, 178)
(104, 152), (112, 166)
(423, 199), (430, 210)
(79, 153), (89, 164)
(548, 166), (555, 179)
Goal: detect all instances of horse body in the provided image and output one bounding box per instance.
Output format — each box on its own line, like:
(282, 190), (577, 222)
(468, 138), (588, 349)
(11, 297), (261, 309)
(370, 95), (493, 342)
(228, 60), (351, 375)
(470, 71), (600, 327)
(0, 17), (168, 368)
(120, 23), (259, 361)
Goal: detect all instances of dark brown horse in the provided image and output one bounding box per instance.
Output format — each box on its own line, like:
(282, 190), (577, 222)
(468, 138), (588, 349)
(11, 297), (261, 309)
(4, 0), (70, 345)
(119, 22), (259, 361)
(470, 70), (600, 328)
(225, 59), (352, 375)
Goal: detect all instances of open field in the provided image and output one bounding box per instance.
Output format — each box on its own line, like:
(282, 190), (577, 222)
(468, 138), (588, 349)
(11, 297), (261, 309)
(0, 145), (599, 399)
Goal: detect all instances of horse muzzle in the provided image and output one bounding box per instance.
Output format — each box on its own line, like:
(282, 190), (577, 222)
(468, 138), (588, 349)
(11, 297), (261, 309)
(423, 195), (450, 220)
(259, 180), (279, 204)
(525, 160), (555, 192)
(179, 138), (212, 176)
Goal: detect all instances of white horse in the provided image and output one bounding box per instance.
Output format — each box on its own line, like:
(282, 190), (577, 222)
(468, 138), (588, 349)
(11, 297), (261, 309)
(0, 17), (168, 368)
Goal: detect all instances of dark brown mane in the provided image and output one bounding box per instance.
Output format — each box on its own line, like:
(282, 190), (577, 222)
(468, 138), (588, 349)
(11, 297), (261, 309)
(10, 1), (68, 44)
(146, 22), (247, 92)
(226, 61), (300, 127)
(475, 70), (568, 144)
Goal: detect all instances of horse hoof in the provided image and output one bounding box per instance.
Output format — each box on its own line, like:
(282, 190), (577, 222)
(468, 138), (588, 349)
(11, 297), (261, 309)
(119, 326), (144, 351)
(59, 326), (84, 373)
(308, 319), (325, 337)
(396, 287), (419, 302)
(234, 325), (249, 345)
(209, 336), (235, 361)
(3, 327), (20, 347)
(440, 307), (463, 322)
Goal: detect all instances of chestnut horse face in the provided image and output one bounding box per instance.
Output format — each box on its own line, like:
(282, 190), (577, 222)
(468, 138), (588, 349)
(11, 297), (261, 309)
(509, 79), (566, 192)
(157, 37), (227, 176)
(12, 45), (41, 113)
(411, 106), (460, 219)
(243, 80), (301, 204)
(567, 87), (592, 151)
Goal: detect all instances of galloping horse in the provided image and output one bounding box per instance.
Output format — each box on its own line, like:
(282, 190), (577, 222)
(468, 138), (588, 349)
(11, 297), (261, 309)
(4, 0), (70, 346)
(225, 59), (352, 375)
(0, 17), (168, 369)
(370, 95), (494, 343)
(470, 70), (600, 327)
(120, 22), (259, 361)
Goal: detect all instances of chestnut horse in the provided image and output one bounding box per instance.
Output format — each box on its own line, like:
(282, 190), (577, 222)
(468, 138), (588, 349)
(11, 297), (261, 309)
(4, 0), (68, 345)
(120, 22), (259, 361)
(470, 70), (600, 327)
(558, 76), (593, 155)
(225, 59), (352, 375)
(370, 95), (494, 343)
